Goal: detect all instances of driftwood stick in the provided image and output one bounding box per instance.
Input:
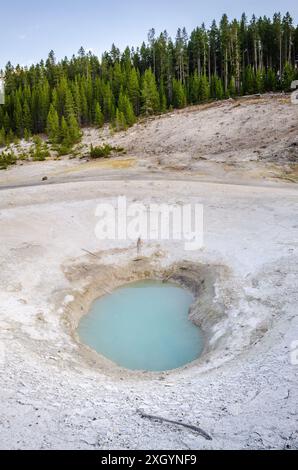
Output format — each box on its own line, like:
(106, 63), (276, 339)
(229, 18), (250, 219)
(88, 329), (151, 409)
(82, 249), (100, 259)
(137, 409), (212, 441)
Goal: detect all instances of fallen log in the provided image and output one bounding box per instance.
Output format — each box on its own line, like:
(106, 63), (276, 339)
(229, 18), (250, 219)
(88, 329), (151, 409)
(137, 409), (212, 441)
(81, 249), (100, 259)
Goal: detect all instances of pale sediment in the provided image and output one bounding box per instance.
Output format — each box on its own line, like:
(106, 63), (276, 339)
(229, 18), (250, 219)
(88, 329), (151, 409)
(61, 256), (274, 379)
(0, 98), (297, 449)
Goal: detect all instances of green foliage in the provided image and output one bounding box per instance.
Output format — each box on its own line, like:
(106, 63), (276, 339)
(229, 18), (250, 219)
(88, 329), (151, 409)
(172, 79), (186, 108)
(68, 114), (81, 144)
(47, 104), (59, 143)
(265, 68), (278, 92)
(24, 128), (31, 142)
(282, 62), (295, 91)
(199, 75), (210, 102)
(228, 77), (237, 97)
(0, 148), (17, 170)
(243, 66), (255, 95)
(90, 143), (124, 159)
(13, 96), (23, 137)
(23, 100), (32, 133)
(18, 150), (29, 161)
(141, 69), (160, 115)
(118, 91), (136, 127)
(0, 127), (6, 147)
(190, 72), (200, 103)
(128, 68), (141, 114)
(94, 102), (104, 128)
(255, 70), (265, 94)
(159, 82), (167, 113)
(102, 82), (116, 121)
(49, 113), (82, 155)
(211, 75), (224, 100)
(30, 136), (50, 161)
(60, 117), (70, 145)
(114, 109), (127, 131)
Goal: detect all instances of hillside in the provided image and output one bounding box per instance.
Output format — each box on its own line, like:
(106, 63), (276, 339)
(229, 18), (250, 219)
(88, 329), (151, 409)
(1, 94), (297, 188)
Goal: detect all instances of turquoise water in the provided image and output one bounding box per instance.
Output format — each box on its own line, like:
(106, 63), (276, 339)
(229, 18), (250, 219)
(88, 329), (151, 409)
(78, 280), (204, 372)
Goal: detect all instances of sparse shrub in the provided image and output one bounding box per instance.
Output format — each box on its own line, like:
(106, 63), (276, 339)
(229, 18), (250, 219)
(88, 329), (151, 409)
(24, 129), (31, 142)
(30, 136), (50, 161)
(90, 143), (124, 159)
(18, 151), (29, 161)
(0, 148), (17, 170)
(57, 144), (72, 156)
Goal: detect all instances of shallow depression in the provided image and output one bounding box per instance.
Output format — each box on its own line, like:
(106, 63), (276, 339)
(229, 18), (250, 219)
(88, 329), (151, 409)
(78, 280), (204, 372)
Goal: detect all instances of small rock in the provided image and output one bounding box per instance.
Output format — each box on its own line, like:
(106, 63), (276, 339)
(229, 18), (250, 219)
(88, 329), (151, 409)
(42, 176), (48, 181)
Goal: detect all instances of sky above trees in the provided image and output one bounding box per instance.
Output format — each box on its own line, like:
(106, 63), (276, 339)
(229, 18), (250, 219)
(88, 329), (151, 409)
(1, 0), (297, 68)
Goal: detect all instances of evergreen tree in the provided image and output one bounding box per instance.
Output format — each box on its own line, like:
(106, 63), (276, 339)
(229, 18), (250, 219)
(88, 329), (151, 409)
(228, 76), (237, 97)
(210, 75), (225, 100)
(255, 70), (265, 93)
(114, 109), (127, 131)
(94, 102), (104, 128)
(68, 114), (81, 144)
(128, 68), (141, 114)
(102, 83), (115, 121)
(3, 113), (10, 133)
(199, 75), (210, 101)
(215, 76), (224, 99)
(80, 81), (89, 125)
(282, 62), (295, 90)
(159, 81), (167, 113)
(141, 69), (160, 114)
(60, 116), (70, 145)
(46, 104), (60, 143)
(118, 91), (136, 127)
(112, 62), (124, 101)
(243, 66), (255, 94)
(65, 87), (75, 120)
(172, 79), (186, 108)
(24, 128), (31, 141)
(190, 71), (200, 103)
(23, 100), (32, 135)
(13, 95), (23, 137)
(265, 68), (277, 91)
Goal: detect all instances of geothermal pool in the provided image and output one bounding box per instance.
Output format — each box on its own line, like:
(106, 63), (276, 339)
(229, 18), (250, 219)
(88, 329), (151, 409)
(78, 280), (204, 371)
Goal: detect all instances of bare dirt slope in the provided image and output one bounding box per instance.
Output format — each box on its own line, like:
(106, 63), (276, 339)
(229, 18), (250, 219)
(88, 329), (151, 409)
(85, 94), (298, 180)
(104, 95), (298, 163)
(1, 94), (298, 189)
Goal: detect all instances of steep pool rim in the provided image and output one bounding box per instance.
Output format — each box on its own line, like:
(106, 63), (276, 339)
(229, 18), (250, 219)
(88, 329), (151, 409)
(60, 257), (246, 379)
(77, 279), (205, 372)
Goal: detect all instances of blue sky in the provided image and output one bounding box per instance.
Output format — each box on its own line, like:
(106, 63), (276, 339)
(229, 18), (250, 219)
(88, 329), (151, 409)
(0, 0), (297, 69)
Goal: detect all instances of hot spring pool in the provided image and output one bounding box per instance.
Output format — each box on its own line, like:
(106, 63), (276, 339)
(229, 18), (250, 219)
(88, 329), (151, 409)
(78, 280), (204, 371)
